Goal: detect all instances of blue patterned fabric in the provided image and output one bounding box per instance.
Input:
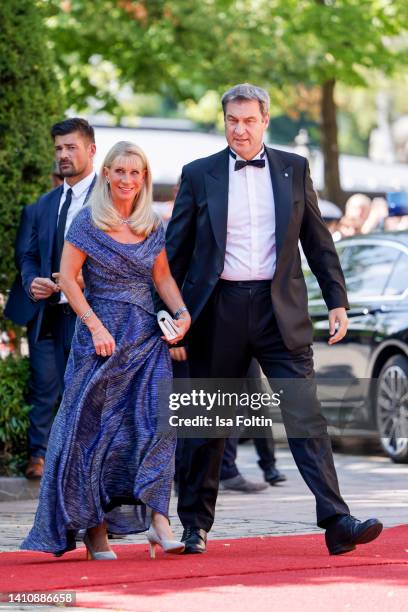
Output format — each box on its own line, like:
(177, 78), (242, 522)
(21, 206), (175, 555)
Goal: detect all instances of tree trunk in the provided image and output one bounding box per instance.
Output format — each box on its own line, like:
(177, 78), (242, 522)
(321, 79), (344, 208)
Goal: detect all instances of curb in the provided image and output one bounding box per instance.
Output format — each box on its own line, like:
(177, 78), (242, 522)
(0, 478), (39, 502)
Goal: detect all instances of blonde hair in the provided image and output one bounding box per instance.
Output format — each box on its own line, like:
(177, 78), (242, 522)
(89, 141), (159, 236)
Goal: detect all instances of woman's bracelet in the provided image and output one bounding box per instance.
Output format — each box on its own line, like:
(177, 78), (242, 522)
(80, 308), (94, 323)
(173, 306), (189, 320)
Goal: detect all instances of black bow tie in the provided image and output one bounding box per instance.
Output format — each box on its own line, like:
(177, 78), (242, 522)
(230, 149), (266, 171)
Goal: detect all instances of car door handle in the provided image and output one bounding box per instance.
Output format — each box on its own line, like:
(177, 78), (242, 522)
(369, 305), (391, 314)
(348, 306), (388, 317)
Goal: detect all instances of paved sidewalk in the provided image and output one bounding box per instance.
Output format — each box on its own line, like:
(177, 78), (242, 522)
(1, 444), (407, 552)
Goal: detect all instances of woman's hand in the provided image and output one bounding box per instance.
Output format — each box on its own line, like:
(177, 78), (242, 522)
(91, 325), (116, 357)
(153, 250), (193, 345)
(162, 314), (191, 346)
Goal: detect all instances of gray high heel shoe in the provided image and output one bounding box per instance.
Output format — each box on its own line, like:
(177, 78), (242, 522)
(83, 533), (117, 560)
(147, 525), (185, 559)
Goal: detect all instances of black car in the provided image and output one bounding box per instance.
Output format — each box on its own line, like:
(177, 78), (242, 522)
(304, 231), (408, 463)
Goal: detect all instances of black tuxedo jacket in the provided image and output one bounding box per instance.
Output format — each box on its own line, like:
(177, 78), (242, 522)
(4, 203), (41, 326)
(165, 146), (349, 351)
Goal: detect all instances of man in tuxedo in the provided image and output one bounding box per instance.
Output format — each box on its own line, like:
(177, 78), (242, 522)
(165, 83), (382, 555)
(5, 202), (60, 479)
(21, 118), (96, 387)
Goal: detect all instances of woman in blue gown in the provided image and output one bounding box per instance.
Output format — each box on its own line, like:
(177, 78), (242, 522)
(21, 141), (190, 560)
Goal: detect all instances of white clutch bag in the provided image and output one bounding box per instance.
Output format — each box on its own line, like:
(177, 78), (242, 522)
(157, 310), (179, 340)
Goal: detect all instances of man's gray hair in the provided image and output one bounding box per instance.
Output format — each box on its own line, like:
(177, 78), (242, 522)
(221, 83), (270, 117)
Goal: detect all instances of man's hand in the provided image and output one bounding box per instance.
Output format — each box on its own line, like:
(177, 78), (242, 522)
(328, 307), (348, 345)
(169, 347), (188, 361)
(30, 277), (59, 300)
(52, 272), (60, 288)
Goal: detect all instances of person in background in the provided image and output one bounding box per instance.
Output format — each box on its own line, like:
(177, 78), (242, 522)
(336, 193), (384, 239)
(220, 360), (286, 492)
(4, 200), (60, 479)
(385, 214), (408, 231)
(342, 193), (371, 235)
(317, 199), (343, 241)
(384, 192), (408, 231)
(360, 197), (388, 233)
(21, 118), (97, 387)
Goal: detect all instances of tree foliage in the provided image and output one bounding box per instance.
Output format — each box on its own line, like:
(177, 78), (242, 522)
(0, 0), (64, 293)
(46, 0), (408, 109)
(44, 0), (408, 203)
(0, 355), (30, 475)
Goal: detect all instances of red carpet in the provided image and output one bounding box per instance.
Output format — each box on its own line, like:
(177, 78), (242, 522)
(1, 525), (408, 611)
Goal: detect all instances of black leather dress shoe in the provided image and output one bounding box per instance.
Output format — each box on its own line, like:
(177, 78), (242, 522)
(325, 515), (383, 555)
(181, 527), (207, 554)
(264, 467), (287, 485)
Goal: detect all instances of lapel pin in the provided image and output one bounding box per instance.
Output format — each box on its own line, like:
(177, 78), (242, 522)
(284, 172), (289, 177)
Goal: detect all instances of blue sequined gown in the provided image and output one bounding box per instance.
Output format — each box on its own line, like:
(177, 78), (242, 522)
(21, 207), (175, 555)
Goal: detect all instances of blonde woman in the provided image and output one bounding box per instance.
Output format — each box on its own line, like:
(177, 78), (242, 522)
(22, 142), (190, 560)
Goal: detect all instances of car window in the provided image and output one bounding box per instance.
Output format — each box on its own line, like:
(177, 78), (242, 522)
(341, 244), (400, 298)
(383, 253), (408, 296)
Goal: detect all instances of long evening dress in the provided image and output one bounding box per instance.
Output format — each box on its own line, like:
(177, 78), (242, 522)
(21, 206), (175, 555)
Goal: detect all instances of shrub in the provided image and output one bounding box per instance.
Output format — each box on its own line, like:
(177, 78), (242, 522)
(0, 356), (30, 475)
(0, 0), (64, 294)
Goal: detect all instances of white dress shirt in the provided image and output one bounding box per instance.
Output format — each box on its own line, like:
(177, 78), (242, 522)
(57, 171), (96, 233)
(221, 147), (276, 281)
(57, 171), (95, 302)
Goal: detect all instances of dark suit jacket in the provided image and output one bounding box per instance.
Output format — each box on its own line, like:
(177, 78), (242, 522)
(20, 185), (64, 341)
(164, 146), (349, 351)
(4, 203), (41, 326)
(21, 176), (96, 342)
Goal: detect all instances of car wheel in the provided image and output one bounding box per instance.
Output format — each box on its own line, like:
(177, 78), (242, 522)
(376, 354), (408, 463)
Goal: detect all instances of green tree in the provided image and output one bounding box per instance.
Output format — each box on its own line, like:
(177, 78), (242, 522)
(0, 356), (30, 475)
(0, 0), (64, 294)
(280, 0), (408, 204)
(46, 0), (408, 205)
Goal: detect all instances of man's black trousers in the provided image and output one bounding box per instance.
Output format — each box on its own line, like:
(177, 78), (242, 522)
(177, 279), (350, 531)
(42, 303), (77, 388)
(26, 321), (60, 458)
